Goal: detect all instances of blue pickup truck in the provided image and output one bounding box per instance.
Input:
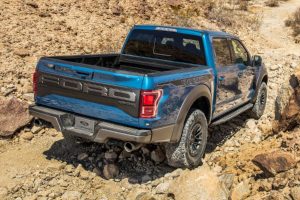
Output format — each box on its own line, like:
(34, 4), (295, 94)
(29, 25), (268, 168)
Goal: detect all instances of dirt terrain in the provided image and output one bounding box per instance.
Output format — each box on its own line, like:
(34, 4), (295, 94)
(1, 0), (300, 200)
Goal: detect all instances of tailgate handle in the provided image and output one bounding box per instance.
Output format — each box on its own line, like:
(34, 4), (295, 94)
(76, 71), (90, 76)
(75, 70), (92, 79)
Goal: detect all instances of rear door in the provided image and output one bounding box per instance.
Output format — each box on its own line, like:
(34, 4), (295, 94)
(229, 39), (255, 102)
(213, 38), (242, 116)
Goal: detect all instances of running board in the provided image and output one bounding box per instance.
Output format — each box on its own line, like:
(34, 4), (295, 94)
(211, 103), (253, 126)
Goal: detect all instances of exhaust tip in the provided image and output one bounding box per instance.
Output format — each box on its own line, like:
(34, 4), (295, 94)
(124, 142), (142, 153)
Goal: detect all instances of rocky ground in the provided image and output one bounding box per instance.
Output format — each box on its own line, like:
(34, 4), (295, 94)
(1, 0), (300, 200)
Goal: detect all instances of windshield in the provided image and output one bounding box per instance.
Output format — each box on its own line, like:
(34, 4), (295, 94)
(123, 29), (206, 65)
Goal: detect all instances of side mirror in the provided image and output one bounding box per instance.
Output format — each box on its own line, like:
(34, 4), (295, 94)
(253, 55), (262, 66)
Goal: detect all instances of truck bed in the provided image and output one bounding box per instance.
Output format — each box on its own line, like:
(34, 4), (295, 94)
(48, 53), (199, 75)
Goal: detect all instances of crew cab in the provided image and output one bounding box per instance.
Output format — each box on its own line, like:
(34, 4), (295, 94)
(29, 25), (268, 168)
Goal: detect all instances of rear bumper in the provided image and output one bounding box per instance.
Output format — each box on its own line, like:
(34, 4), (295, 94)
(29, 105), (174, 143)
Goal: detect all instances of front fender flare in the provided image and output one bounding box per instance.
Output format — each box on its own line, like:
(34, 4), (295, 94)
(252, 64), (268, 103)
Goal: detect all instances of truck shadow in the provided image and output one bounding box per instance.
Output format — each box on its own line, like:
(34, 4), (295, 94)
(43, 138), (175, 183)
(43, 113), (249, 183)
(206, 113), (249, 153)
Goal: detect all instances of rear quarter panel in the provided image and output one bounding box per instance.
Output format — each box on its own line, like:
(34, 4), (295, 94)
(139, 67), (214, 129)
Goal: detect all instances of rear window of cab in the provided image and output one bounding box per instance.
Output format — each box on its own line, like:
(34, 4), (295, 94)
(123, 29), (206, 65)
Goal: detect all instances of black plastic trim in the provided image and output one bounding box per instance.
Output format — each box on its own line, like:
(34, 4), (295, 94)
(29, 105), (174, 144)
(170, 84), (212, 142)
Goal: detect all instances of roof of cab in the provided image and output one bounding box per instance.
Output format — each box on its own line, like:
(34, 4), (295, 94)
(133, 24), (237, 38)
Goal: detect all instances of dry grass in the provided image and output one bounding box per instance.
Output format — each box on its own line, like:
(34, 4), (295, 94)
(285, 7), (300, 38)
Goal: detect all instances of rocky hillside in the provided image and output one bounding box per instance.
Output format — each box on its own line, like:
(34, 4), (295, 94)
(1, 0), (300, 200)
(0, 0), (261, 102)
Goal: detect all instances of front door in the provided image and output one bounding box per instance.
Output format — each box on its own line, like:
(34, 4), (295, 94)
(213, 38), (242, 116)
(229, 39), (256, 102)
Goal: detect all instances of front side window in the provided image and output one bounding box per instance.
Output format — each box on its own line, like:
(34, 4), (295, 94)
(231, 40), (249, 65)
(123, 29), (206, 65)
(213, 38), (232, 66)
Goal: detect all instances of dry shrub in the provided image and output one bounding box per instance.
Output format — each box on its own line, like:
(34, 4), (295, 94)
(205, 0), (262, 30)
(265, 0), (279, 7)
(285, 7), (300, 37)
(239, 0), (250, 11)
(168, 0), (261, 31)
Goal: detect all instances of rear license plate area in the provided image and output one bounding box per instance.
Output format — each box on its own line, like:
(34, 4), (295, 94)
(74, 116), (95, 134)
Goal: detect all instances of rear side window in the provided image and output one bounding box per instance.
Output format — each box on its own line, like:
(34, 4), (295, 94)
(213, 38), (232, 66)
(123, 29), (206, 65)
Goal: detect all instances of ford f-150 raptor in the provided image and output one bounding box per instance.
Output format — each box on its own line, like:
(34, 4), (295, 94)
(29, 25), (268, 168)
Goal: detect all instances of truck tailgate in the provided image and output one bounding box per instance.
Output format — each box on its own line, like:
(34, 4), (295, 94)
(35, 58), (144, 127)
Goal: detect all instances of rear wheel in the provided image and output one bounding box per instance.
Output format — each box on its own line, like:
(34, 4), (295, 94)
(249, 82), (267, 119)
(165, 109), (208, 168)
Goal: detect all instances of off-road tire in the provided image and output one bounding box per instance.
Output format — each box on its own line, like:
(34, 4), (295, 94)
(249, 82), (268, 119)
(165, 109), (208, 168)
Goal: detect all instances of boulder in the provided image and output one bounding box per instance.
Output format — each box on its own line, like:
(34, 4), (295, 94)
(104, 151), (118, 163)
(141, 175), (151, 183)
(0, 187), (8, 199)
(77, 153), (88, 161)
(219, 173), (235, 191)
(103, 164), (119, 179)
(272, 177), (288, 190)
(230, 181), (251, 200)
(0, 97), (33, 137)
(167, 0), (181, 8)
(31, 125), (43, 134)
(155, 182), (170, 194)
(92, 167), (101, 176)
(275, 69), (300, 132)
(245, 119), (257, 130)
(111, 6), (123, 16)
(252, 151), (297, 177)
(20, 131), (34, 140)
(258, 179), (272, 192)
(258, 123), (273, 135)
(281, 131), (300, 151)
(79, 170), (90, 180)
(168, 165), (229, 200)
(275, 81), (294, 120)
(150, 147), (165, 163)
(291, 186), (300, 200)
(61, 191), (82, 200)
(127, 188), (157, 200)
(14, 48), (30, 57)
(25, 1), (39, 9)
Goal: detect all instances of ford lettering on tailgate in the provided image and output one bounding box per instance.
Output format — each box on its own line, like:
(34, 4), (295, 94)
(40, 74), (136, 102)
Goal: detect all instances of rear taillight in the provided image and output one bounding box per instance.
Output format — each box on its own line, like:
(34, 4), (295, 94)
(33, 71), (39, 96)
(139, 90), (162, 118)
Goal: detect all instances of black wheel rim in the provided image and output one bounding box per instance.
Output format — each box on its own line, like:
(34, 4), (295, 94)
(260, 88), (266, 107)
(188, 123), (203, 157)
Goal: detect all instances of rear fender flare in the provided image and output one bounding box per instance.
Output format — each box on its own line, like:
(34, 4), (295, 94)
(170, 84), (212, 142)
